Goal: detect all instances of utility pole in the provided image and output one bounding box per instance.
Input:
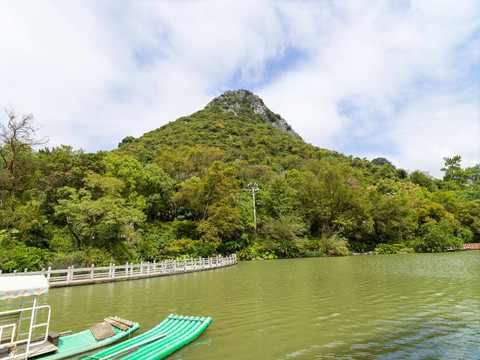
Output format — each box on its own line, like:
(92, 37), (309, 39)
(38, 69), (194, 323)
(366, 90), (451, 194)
(247, 183), (259, 231)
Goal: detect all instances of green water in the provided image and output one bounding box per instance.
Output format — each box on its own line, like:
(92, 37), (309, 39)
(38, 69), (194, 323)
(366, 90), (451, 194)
(42, 252), (480, 359)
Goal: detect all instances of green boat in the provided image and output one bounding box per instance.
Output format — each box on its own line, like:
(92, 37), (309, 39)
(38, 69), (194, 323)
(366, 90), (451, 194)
(83, 314), (212, 360)
(33, 317), (140, 360)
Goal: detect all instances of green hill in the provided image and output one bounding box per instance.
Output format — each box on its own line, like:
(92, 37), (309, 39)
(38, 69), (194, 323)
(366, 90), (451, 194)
(116, 89), (344, 168)
(0, 90), (478, 272)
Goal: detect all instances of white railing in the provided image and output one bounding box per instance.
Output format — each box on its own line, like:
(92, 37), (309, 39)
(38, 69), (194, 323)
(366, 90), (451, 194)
(0, 255), (237, 286)
(0, 303), (51, 360)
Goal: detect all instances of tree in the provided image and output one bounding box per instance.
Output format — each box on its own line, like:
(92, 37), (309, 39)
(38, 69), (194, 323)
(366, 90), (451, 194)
(441, 155), (466, 185)
(261, 215), (306, 257)
(297, 161), (369, 239)
(418, 219), (463, 252)
(0, 108), (47, 207)
(140, 164), (176, 221)
(371, 157), (395, 168)
(54, 173), (145, 254)
(410, 170), (436, 192)
(262, 177), (298, 219)
(198, 200), (240, 249)
(173, 161), (237, 220)
(371, 193), (417, 243)
(454, 200), (480, 241)
(155, 145), (223, 183)
(465, 164), (480, 191)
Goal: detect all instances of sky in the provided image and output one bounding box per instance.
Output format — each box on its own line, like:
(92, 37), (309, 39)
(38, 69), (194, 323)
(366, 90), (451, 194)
(1, 0), (479, 178)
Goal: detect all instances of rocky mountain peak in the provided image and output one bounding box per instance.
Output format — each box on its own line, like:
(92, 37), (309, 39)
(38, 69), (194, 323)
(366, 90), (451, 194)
(206, 89), (300, 138)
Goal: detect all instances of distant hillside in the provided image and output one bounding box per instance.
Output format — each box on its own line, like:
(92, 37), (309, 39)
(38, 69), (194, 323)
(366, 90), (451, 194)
(116, 89), (345, 168)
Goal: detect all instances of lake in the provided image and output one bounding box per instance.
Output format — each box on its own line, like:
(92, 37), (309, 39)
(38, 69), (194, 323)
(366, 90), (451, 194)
(42, 251), (479, 359)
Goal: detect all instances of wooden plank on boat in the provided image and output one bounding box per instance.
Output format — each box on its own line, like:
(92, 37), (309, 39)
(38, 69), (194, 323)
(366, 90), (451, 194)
(107, 317), (133, 328)
(90, 322), (116, 341)
(103, 318), (129, 332)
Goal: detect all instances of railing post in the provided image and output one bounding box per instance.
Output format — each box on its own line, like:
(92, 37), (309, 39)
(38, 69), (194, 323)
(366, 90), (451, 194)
(184, 259), (187, 272)
(90, 264), (95, 280)
(66, 266), (71, 284)
(47, 266), (51, 281)
(147, 262), (150, 275)
(153, 260), (156, 273)
(125, 262), (129, 276)
(13, 270), (17, 276)
(112, 264), (116, 279)
(140, 261), (143, 275)
(130, 263), (133, 278)
(24, 268), (28, 273)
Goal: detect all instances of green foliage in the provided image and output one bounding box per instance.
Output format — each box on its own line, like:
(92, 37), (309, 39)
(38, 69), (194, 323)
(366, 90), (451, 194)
(198, 200), (241, 248)
(417, 219), (463, 252)
(297, 161), (369, 240)
(140, 163), (175, 221)
(371, 193), (417, 243)
(173, 161), (237, 220)
(49, 248), (112, 269)
(0, 230), (51, 271)
(54, 173), (145, 251)
(2, 97), (480, 272)
(322, 235), (350, 256)
(374, 243), (398, 254)
(441, 155), (465, 185)
(260, 215), (306, 257)
(371, 157), (395, 168)
(410, 170), (437, 192)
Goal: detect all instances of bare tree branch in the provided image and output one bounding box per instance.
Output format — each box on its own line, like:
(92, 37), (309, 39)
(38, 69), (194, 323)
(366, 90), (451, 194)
(0, 107), (49, 207)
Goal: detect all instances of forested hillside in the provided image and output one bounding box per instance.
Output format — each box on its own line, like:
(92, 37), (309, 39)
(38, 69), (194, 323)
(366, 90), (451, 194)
(1, 90), (479, 271)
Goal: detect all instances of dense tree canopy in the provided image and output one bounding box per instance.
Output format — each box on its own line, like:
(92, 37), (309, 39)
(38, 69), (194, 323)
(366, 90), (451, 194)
(1, 94), (479, 271)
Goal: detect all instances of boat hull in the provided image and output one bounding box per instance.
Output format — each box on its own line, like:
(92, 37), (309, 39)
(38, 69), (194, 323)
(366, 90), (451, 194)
(83, 314), (212, 360)
(33, 317), (139, 360)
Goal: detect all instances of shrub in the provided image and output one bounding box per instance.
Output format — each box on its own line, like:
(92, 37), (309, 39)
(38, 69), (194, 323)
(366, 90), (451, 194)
(0, 245), (52, 272)
(323, 235), (350, 256)
(375, 243), (398, 254)
(397, 247), (414, 253)
(237, 246), (259, 260)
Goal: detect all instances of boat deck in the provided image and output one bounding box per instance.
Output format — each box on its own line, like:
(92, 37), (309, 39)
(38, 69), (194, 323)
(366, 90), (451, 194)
(0, 340), (57, 359)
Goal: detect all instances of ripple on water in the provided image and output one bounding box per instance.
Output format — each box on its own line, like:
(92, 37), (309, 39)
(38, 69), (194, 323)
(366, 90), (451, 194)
(43, 252), (480, 360)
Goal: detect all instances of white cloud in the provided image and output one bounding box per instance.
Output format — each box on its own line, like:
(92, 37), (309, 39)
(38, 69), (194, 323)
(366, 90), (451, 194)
(259, 0), (480, 176)
(389, 93), (480, 177)
(0, 0), (478, 177)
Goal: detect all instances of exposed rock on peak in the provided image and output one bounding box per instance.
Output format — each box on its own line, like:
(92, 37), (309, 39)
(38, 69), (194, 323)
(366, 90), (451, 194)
(206, 89), (300, 139)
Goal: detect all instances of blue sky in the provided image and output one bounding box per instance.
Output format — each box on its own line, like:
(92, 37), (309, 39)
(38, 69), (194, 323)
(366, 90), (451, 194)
(1, 0), (479, 178)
